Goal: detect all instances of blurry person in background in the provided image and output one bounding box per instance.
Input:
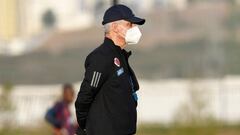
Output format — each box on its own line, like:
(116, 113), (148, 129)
(75, 4), (145, 135)
(45, 83), (78, 135)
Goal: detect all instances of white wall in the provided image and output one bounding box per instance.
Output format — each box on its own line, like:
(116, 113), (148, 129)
(137, 77), (240, 124)
(0, 76), (240, 127)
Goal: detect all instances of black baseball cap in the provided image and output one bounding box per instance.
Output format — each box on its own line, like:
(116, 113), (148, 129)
(102, 4), (145, 25)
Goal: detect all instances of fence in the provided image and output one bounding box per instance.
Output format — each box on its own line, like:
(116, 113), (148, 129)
(0, 76), (240, 127)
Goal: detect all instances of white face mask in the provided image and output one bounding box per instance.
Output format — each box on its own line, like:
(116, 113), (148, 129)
(125, 26), (142, 45)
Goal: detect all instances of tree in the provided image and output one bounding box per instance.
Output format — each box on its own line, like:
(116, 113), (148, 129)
(42, 9), (56, 29)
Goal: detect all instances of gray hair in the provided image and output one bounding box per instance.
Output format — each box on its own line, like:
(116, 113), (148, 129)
(103, 22), (112, 35)
(103, 20), (124, 35)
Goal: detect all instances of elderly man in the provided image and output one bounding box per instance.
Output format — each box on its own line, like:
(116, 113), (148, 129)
(75, 4), (145, 135)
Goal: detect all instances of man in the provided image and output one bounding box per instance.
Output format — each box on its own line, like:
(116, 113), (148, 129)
(45, 83), (78, 135)
(75, 4), (145, 135)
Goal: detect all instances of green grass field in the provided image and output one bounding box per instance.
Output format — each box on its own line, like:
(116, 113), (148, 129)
(1, 124), (240, 135)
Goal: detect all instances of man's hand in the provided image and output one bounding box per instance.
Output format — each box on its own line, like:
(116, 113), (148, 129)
(76, 128), (86, 135)
(53, 128), (69, 135)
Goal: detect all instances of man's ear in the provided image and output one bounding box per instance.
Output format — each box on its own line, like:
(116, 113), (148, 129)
(112, 23), (118, 33)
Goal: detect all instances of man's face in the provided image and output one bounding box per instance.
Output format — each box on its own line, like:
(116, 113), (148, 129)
(113, 20), (136, 42)
(63, 88), (75, 104)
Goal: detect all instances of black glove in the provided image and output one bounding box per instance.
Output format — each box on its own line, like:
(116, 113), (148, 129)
(76, 127), (86, 135)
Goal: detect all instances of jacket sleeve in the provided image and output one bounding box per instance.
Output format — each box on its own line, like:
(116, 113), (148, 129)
(75, 53), (110, 129)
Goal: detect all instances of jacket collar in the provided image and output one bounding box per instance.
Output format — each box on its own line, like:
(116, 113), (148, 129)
(104, 37), (132, 58)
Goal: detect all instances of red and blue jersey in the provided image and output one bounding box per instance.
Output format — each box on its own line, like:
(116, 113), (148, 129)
(45, 101), (77, 135)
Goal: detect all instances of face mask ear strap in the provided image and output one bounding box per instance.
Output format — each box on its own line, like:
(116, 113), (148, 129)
(115, 23), (128, 39)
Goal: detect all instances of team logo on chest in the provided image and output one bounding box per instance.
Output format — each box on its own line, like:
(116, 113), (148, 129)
(114, 57), (121, 67)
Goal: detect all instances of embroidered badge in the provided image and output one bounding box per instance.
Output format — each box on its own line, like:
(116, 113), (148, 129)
(114, 57), (120, 67)
(117, 68), (124, 76)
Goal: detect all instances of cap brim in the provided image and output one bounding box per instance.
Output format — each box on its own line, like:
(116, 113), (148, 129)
(126, 16), (145, 25)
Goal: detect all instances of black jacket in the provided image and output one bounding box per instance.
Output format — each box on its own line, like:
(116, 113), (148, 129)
(75, 38), (139, 135)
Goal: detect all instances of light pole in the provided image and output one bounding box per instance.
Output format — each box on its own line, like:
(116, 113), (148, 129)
(113, 0), (118, 5)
